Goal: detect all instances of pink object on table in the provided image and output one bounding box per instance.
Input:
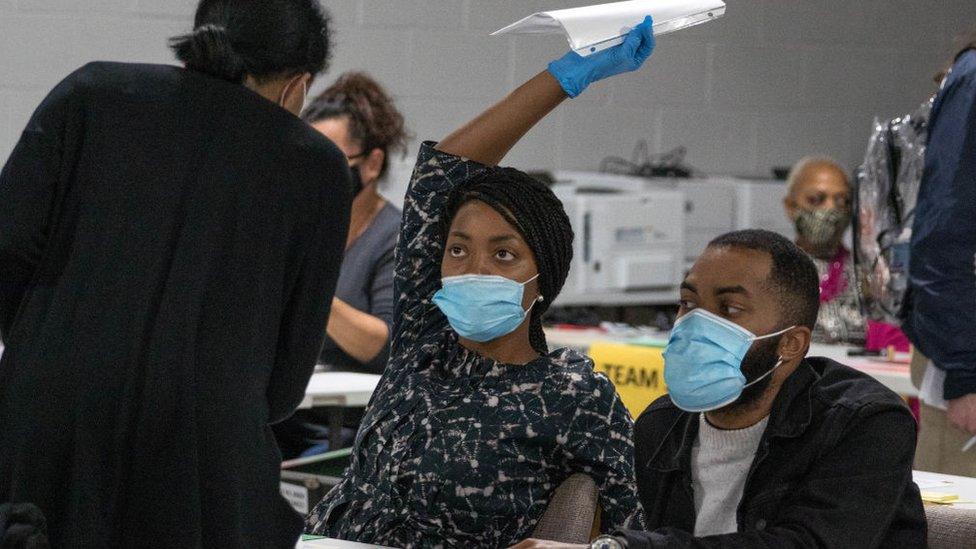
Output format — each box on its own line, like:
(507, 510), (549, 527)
(865, 320), (911, 353)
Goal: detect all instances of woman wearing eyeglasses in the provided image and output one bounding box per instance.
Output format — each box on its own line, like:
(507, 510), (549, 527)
(275, 72), (409, 458)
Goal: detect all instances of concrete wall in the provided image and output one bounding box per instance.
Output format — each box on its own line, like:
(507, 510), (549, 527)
(2, 0), (974, 194)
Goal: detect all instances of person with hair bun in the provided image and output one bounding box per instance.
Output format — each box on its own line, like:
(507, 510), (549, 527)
(0, 1), (348, 547)
(273, 72), (408, 458)
(306, 16), (657, 548)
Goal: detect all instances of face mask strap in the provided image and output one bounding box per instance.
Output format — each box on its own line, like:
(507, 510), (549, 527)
(743, 357), (785, 389)
(278, 83), (288, 107)
(752, 325), (796, 341)
(279, 78), (309, 110)
(743, 326), (794, 388)
(521, 273), (544, 315)
(521, 273), (540, 286)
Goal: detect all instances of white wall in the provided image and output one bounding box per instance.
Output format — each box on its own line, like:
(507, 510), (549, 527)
(2, 0), (974, 186)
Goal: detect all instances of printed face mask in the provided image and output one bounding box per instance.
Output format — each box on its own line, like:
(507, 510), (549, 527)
(663, 308), (793, 412)
(794, 208), (851, 248)
(432, 273), (541, 342)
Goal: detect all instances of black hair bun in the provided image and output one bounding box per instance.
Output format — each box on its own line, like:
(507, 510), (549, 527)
(170, 1), (331, 83)
(170, 24), (247, 83)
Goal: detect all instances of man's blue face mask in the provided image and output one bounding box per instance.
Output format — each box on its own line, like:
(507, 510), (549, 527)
(663, 308), (794, 412)
(433, 273), (542, 343)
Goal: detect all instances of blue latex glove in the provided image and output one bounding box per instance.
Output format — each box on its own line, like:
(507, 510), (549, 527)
(547, 15), (656, 98)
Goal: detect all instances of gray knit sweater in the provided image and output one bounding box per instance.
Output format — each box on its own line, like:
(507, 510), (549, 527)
(691, 414), (770, 536)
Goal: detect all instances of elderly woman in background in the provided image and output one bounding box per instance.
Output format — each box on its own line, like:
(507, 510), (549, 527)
(783, 157), (866, 344)
(784, 157), (910, 351)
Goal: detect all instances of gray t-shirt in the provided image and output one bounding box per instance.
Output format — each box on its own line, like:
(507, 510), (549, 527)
(318, 202), (400, 373)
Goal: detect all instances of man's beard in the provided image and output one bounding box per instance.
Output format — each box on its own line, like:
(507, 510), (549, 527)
(729, 335), (783, 410)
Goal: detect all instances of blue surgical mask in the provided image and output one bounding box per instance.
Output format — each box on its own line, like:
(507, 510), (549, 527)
(663, 309), (794, 412)
(432, 273), (542, 342)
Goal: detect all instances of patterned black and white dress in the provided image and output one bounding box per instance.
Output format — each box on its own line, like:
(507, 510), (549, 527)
(305, 142), (645, 548)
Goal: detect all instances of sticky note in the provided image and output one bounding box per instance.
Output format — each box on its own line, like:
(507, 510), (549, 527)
(921, 492), (960, 504)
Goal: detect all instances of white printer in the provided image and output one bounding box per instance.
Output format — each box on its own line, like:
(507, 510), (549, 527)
(669, 177), (795, 267)
(550, 171), (795, 306)
(383, 166), (793, 307)
(551, 172), (685, 306)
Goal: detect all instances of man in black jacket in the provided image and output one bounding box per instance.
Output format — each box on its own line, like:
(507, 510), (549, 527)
(513, 230), (925, 549)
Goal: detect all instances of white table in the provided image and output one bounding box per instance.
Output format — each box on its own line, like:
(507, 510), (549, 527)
(298, 371), (381, 409)
(295, 370), (381, 450)
(0, 343), (380, 411)
(808, 343), (916, 397)
(914, 470), (976, 510)
(544, 327), (917, 397)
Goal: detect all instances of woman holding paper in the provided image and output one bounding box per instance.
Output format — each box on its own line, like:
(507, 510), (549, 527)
(305, 16), (656, 549)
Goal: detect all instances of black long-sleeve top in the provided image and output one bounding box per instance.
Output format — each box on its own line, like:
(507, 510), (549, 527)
(0, 62), (350, 548)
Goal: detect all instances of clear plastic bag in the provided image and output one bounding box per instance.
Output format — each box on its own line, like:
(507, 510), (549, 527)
(853, 98), (932, 325)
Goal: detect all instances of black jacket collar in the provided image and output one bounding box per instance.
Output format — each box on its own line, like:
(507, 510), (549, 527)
(648, 359), (819, 473)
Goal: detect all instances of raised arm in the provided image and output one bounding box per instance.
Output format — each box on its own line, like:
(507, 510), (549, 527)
(435, 71), (567, 166)
(438, 15), (656, 166)
(390, 16), (656, 353)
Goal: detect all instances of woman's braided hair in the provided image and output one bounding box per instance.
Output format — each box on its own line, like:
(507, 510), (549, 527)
(442, 167), (574, 354)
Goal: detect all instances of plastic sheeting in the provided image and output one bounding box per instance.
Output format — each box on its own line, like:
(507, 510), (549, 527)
(854, 98), (932, 325)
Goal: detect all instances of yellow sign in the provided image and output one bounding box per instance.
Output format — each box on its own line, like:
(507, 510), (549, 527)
(589, 342), (668, 418)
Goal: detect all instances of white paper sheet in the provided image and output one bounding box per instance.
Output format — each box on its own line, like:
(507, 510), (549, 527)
(491, 0), (726, 56)
(915, 478), (954, 490)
